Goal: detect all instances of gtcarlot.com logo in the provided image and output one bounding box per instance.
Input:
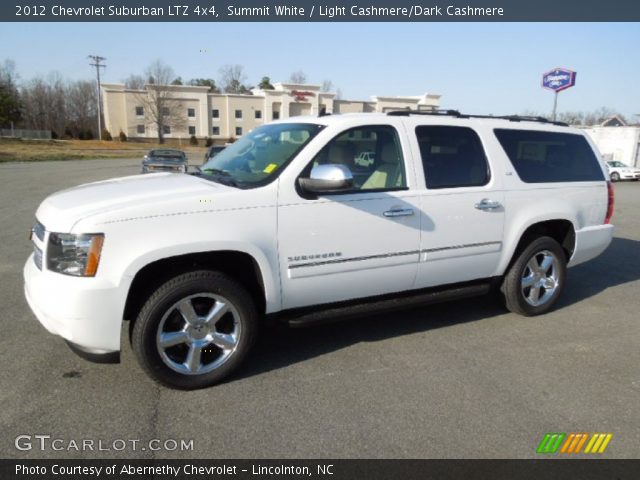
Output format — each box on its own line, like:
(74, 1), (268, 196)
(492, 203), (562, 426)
(15, 435), (194, 452)
(536, 432), (613, 454)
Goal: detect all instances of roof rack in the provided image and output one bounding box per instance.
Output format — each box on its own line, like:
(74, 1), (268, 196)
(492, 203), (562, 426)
(386, 109), (569, 126)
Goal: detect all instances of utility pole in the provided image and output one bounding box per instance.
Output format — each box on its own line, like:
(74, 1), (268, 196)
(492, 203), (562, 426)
(88, 55), (106, 140)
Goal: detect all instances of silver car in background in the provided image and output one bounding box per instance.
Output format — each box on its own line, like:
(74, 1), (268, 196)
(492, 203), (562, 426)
(141, 149), (188, 174)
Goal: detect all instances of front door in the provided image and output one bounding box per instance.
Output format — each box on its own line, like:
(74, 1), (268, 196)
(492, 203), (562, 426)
(277, 124), (421, 309)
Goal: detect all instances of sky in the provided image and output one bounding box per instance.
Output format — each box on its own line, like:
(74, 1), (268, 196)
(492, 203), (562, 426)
(1, 22), (638, 119)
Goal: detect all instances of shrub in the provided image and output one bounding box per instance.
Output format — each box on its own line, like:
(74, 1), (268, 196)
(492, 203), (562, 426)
(85, 129), (94, 140)
(189, 135), (198, 146)
(119, 130), (127, 142)
(204, 137), (213, 147)
(102, 129), (113, 141)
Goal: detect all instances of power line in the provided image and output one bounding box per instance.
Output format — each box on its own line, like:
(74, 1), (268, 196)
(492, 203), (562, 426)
(88, 55), (106, 140)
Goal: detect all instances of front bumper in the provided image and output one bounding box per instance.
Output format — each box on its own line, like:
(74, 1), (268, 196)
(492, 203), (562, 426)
(23, 255), (123, 361)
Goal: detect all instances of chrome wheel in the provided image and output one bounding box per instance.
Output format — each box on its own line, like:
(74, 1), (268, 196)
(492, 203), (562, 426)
(156, 293), (241, 375)
(520, 250), (560, 307)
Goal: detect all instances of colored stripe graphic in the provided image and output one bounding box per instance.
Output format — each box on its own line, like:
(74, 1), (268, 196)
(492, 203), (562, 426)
(539, 433), (613, 454)
(584, 433), (613, 454)
(560, 433), (589, 453)
(536, 433), (566, 454)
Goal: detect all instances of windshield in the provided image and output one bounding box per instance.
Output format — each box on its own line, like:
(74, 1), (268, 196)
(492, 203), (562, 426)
(607, 161), (626, 167)
(200, 123), (323, 187)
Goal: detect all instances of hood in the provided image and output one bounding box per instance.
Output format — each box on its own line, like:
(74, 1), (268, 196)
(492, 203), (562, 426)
(36, 173), (232, 232)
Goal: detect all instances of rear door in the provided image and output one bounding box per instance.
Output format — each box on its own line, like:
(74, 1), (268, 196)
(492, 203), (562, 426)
(409, 123), (506, 288)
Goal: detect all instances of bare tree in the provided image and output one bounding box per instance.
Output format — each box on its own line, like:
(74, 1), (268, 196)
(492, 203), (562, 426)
(289, 70), (307, 84)
(20, 72), (67, 137)
(66, 80), (97, 138)
(134, 60), (186, 143)
(123, 74), (145, 90)
(335, 88), (343, 100)
(321, 80), (333, 92)
(219, 64), (249, 94)
(0, 59), (21, 127)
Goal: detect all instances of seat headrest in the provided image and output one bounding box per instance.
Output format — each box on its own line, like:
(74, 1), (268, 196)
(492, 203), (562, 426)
(379, 143), (399, 164)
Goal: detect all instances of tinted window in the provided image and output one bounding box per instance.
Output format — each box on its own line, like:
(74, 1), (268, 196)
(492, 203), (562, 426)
(306, 125), (406, 191)
(416, 126), (489, 189)
(494, 129), (605, 183)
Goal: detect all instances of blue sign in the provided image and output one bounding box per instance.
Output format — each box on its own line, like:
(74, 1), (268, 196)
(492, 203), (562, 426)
(542, 68), (577, 92)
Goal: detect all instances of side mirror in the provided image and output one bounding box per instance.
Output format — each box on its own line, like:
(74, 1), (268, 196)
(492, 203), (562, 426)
(299, 164), (354, 194)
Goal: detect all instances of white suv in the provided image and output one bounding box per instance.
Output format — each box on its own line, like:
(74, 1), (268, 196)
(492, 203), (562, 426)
(24, 111), (614, 389)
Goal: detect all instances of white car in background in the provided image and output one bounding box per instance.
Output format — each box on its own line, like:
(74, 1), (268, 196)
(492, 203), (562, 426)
(606, 161), (640, 182)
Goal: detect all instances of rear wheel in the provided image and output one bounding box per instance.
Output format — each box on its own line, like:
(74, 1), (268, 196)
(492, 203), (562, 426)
(131, 270), (258, 389)
(501, 236), (567, 316)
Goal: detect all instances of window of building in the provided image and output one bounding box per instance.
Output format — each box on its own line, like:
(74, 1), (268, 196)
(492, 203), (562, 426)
(212, 126), (220, 136)
(416, 126), (490, 189)
(212, 109), (219, 118)
(187, 108), (196, 118)
(136, 124), (145, 134)
(162, 107), (170, 116)
(272, 111), (280, 120)
(163, 125), (171, 135)
(305, 125), (406, 192)
(235, 127), (243, 136)
(135, 106), (144, 116)
(235, 110), (243, 119)
(493, 129), (605, 183)
(188, 126), (196, 135)
(255, 110), (262, 119)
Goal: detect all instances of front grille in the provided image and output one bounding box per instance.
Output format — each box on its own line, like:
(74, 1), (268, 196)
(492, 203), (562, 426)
(32, 220), (45, 242)
(149, 165), (181, 172)
(33, 245), (43, 270)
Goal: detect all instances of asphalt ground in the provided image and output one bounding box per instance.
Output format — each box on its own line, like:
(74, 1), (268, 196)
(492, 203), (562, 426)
(0, 158), (638, 459)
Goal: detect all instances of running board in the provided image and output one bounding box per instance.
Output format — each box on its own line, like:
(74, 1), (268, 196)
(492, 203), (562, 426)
(280, 281), (492, 328)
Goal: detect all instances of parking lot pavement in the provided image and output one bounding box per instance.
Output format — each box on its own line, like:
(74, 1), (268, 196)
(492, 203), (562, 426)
(0, 159), (638, 459)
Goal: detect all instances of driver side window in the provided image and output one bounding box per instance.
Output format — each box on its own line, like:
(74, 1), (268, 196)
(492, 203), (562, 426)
(309, 125), (407, 191)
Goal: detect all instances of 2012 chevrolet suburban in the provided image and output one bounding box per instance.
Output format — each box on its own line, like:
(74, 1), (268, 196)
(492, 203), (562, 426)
(24, 110), (614, 389)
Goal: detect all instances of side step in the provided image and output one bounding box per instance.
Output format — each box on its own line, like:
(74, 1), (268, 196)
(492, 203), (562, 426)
(280, 281), (492, 328)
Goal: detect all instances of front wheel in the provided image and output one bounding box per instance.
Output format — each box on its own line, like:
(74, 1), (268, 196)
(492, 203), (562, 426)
(610, 172), (620, 182)
(501, 236), (567, 316)
(131, 270), (258, 389)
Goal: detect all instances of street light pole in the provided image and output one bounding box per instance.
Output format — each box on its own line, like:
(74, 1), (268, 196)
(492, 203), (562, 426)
(88, 55), (106, 140)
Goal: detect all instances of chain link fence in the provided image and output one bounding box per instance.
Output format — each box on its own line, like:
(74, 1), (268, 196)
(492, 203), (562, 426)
(1, 129), (52, 140)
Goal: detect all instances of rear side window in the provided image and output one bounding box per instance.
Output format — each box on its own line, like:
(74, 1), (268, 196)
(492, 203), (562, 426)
(494, 129), (605, 183)
(416, 126), (490, 189)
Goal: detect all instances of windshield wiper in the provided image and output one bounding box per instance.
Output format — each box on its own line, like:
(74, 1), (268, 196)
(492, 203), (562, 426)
(195, 168), (240, 187)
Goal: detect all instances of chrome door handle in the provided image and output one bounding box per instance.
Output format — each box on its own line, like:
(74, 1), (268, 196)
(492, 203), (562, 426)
(475, 199), (502, 210)
(383, 208), (414, 217)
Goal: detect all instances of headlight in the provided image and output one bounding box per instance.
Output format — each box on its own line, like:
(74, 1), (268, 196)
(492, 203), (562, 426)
(47, 233), (104, 277)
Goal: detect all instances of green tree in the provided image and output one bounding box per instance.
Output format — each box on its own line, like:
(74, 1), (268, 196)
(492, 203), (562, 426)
(187, 78), (219, 92)
(258, 76), (274, 90)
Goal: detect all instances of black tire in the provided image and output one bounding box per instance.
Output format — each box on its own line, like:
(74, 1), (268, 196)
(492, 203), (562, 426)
(610, 172), (620, 182)
(131, 270), (258, 390)
(501, 236), (567, 316)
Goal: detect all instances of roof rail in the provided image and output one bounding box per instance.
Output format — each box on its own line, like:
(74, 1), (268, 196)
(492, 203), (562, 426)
(386, 109), (569, 126)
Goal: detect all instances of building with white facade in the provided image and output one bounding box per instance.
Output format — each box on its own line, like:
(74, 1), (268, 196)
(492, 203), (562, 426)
(583, 117), (640, 167)
(101, 82), (441, 143)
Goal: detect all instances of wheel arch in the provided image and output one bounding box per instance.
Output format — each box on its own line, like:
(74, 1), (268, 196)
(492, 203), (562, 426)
(498, 218), (576, 275)
(122, 248), (274, 330)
